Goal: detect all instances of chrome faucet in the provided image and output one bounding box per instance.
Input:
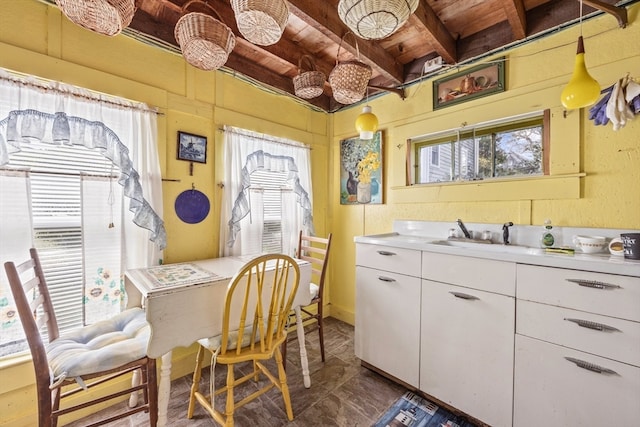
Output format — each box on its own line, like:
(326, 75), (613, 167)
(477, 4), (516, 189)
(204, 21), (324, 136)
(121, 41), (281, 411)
(456, 219), (471, 239)
(502, 222), (514, 245)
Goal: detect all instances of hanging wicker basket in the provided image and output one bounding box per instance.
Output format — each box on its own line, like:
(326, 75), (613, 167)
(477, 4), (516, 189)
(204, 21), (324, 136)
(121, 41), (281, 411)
(174, 1), (236, 71)
(231, 0), (289, 46)
(329, 33), (372, 105)
(293, 55), (326, 99)
(337, 0), (419, 40)
(54, 0), (136, 36)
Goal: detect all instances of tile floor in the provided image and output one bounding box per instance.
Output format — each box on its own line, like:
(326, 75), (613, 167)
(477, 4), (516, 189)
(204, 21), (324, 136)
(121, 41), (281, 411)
(65, 318), (407, 426)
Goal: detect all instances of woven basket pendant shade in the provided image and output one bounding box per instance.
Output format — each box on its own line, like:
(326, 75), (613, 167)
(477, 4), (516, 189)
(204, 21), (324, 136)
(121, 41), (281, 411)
(329, 33), (372, 105)
(54, 0), (135, 36)
(338, 0), (419, 40)
(293, 55), (326, 99)
(231, 0), (289, 46)
(175, 2), (236, 71)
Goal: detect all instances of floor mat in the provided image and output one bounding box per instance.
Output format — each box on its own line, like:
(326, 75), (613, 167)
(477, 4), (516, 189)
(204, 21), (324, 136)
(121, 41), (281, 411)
(374, 391), (478, 427)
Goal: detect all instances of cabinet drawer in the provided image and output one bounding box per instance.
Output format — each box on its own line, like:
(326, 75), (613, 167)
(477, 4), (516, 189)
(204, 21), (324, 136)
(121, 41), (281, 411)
(355, 243), (421, 277)
(422, 252), (516, 296)
(517, 264), (640, 321)
(514, 335), (640, 427)
(517, 300), (640, 367)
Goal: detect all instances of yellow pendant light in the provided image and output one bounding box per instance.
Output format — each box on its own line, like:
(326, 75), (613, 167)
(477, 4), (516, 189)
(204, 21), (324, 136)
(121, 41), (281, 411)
(355, 105), (378, 139)
(560, 0), (601, 109)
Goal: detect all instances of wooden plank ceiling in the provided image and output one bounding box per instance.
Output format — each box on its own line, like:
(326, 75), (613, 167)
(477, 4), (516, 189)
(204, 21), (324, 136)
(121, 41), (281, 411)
(86, 0), (629, 111)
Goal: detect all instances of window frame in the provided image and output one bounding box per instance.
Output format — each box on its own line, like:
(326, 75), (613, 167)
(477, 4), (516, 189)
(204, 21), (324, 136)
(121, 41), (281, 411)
(410, 110), (550, 185)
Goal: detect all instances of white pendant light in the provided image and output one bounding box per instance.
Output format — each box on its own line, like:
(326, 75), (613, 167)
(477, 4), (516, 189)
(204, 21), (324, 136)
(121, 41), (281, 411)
(338, 0), (419, 40)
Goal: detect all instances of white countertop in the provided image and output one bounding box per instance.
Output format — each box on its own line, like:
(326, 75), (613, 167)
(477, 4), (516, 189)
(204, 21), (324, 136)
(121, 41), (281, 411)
(355, 231), (640, 277)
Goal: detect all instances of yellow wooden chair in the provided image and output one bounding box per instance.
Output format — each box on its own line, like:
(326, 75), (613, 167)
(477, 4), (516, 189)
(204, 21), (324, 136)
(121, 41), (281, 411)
(4, 248), (157, 427)
(283, 231), (332, 365)
(187, 253), (300, 426)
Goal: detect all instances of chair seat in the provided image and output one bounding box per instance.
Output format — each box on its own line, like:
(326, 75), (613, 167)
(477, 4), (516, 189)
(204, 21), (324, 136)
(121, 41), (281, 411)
(198, 322), (274, 352)
(46, 307), (150, 381)
(309, 282), (319, 299)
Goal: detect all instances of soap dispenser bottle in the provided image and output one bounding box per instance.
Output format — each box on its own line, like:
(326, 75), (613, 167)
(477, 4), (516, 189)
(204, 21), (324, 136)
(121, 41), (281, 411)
(540, 219), (555, 247)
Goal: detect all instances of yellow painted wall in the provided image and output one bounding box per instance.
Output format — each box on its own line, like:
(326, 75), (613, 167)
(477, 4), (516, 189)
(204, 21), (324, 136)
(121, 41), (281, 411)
(0, 0), (639, 425)
(328, 5), (640, 325)
(0, 1), (328, 426)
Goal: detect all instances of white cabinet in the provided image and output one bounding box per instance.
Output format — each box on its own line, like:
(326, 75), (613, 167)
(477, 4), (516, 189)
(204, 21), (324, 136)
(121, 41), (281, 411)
(354, 235), (640, 427)
(514, 265), (640, 426)
(355, 244), (421, 387)
(421, 254), (515, 427)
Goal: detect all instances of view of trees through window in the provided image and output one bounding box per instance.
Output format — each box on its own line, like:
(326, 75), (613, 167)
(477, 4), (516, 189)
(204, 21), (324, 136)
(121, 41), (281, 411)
(414, 113), (545, 184)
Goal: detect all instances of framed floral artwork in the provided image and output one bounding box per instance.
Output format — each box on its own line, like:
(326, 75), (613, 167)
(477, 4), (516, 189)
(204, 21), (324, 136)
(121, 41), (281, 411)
(340, 131), (383, 205)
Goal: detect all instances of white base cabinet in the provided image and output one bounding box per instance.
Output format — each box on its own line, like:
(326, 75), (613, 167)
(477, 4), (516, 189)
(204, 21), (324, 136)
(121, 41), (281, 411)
(514, 335), (640, 427)
(421, 280), (515, 427)
(355, 244), (421, 387)
(355, 238), (640, 427)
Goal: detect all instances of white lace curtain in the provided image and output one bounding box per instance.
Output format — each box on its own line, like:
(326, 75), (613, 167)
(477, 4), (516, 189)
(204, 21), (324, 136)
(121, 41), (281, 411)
(0, 71), (165, 255)
(0, 72), (165, 354)
(220, 126), (314, 256)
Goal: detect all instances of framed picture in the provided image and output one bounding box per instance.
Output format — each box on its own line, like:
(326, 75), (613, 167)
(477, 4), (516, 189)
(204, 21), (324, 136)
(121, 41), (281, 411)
(177, 131), (207, 163)
(340, 131), (383, 205)
(433, 58), (505, 110)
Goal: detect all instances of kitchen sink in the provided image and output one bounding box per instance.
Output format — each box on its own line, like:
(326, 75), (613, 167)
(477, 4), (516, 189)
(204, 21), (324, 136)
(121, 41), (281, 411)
(428, 239), (543, 255)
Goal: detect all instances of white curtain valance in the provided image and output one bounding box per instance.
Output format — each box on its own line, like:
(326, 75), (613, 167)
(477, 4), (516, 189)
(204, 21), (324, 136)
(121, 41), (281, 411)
(0, 109), (166, 249)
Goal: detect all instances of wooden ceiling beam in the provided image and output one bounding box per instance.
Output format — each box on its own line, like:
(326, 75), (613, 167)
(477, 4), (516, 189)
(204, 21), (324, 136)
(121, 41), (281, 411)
(410, 1), (457, 65)
(222, 53), (331, 111)
(286, 0), (404, 85)
(503, 0), (527, 40)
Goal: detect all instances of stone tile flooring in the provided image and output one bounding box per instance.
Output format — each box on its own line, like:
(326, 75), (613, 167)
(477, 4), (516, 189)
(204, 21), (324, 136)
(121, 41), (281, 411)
(65, 318), (406, 426)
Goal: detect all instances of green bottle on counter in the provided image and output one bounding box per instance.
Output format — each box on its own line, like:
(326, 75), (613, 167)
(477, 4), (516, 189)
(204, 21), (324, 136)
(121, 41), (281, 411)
(540, 219), (555, 247)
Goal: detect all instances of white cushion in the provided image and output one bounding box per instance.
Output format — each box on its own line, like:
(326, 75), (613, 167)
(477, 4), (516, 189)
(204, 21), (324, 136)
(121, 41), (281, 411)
(310, 282), (319, 300)
(46, 307), (150, 381)
(199, 321), (274, 352)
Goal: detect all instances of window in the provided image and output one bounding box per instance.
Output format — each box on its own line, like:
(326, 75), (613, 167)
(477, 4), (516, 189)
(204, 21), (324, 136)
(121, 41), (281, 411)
(0, 73), (163, 360)
(0, 144), (122, 357)
(247, 169), (291, 254)
(220, 127), (314, 258)
(412, 111), (548, 184)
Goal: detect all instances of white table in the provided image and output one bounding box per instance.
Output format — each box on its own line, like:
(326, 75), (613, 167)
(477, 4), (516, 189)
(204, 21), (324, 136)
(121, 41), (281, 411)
(124, 255), (312, 427)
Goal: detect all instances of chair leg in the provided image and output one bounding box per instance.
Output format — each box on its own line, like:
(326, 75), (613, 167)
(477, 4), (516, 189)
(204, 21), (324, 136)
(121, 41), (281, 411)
(224, 364), (236, 427)
(317, 302), (325, 362)
(129, 368), (142, 408)
(147, 358), (158, 427)
(274, 347), (294, 421)
(50, 385), (61, 427)
(187, 345), (206, 419)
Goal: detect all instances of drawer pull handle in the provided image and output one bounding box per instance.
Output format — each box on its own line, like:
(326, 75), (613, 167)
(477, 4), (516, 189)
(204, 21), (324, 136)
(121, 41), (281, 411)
(564, 318), (621, 332)
(566, 278), (620, 290)
(378, 276), (396, 282)
(449, 291), (479, 300)
(377, 250), (396, 256)
(564, 357), (618, 375)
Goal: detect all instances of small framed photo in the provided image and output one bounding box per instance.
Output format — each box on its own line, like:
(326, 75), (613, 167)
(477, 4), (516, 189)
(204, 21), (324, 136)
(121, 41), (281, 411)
(177, 131), (207, 163)
(433, 58), (505, 110)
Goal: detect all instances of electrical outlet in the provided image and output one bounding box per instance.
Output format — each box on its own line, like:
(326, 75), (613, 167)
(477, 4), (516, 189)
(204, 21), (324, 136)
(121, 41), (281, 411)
(424, 56), (443, 73)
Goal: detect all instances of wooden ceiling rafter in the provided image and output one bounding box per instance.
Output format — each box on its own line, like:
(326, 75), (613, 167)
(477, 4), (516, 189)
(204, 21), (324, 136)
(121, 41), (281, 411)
(503, 0), (527, 40)
(45, 0), (635, 111)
